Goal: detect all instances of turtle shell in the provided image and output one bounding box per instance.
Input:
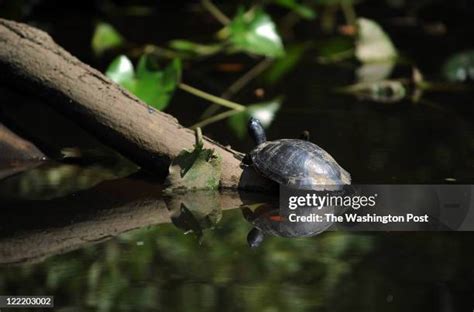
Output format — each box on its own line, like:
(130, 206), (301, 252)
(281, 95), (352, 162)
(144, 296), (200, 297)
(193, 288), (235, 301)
(244, 206), (335, 238)
(250, 139), (350, 189)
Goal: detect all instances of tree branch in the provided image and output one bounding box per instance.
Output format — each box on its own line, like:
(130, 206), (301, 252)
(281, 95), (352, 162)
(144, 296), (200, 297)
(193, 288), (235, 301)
(0, 19), (273, 191)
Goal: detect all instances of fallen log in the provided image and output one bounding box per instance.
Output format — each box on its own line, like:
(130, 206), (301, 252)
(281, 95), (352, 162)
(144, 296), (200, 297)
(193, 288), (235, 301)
(0, 19), (272, 191)
(0, 122), (46, 180)
(0, 122), (45, 160)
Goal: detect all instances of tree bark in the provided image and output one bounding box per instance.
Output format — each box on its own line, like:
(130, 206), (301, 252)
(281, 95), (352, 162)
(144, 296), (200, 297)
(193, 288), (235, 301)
(0, 19), (273, 191)
(0, 122), (46, 180)
(0, 122), (45, 160)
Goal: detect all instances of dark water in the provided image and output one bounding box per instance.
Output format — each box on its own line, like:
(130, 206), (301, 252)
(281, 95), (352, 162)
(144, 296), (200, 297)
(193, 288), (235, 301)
(0, 178), (474, 311)
(1, 175), (473, 311)
(0, 1), (474, 311)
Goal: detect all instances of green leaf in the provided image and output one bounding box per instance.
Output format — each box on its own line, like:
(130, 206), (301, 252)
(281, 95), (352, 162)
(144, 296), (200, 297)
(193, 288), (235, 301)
(105, 55), (181, 110)
(134, 56), (178, 110)
(442, 50), (474, 82)
(165, 131), (222, 192)
(228, 99), (281, 139)
(273, 0), (316, 19)
(91, 22), (124, 56)
(162, 59), (182, 92)
(355, 18), (398, 63)
(227, 7), (285, 58)
(105, 55), (135, 88)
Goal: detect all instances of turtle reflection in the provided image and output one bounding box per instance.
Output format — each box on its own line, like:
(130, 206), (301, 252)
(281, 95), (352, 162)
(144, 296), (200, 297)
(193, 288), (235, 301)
(242, 201), (338, 248)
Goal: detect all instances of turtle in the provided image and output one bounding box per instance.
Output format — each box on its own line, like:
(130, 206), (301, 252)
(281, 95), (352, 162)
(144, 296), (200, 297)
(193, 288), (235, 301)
(242, 118), (351, 247)
(244, 117), (351, 190)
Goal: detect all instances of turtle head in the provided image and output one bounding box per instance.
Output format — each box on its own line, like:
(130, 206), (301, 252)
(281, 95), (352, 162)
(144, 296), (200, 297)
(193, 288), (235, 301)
(248, 117), (266, 146)
(247, 227), (265, 248)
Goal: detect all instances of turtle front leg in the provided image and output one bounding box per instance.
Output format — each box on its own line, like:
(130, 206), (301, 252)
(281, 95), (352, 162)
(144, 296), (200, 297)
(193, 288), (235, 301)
(299, 130), (310, 141)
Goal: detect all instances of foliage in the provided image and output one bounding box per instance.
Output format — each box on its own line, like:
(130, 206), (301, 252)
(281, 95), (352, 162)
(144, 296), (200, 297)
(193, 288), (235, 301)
(339, 80), (407, 103)
(168, 40), (222, 58)
(355, 18), (398, 63)
(442, 50), (474, 83)
(91, 22), (124, 56)
(273, 0), (316, 20)
(165, 129), (221, 192)
(2, 1), (474, 310)
(168, 6), (286, 59)
(106, 55), (181, 110)
(223, 7), (285, 58)
(98, 5), (285, 133)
